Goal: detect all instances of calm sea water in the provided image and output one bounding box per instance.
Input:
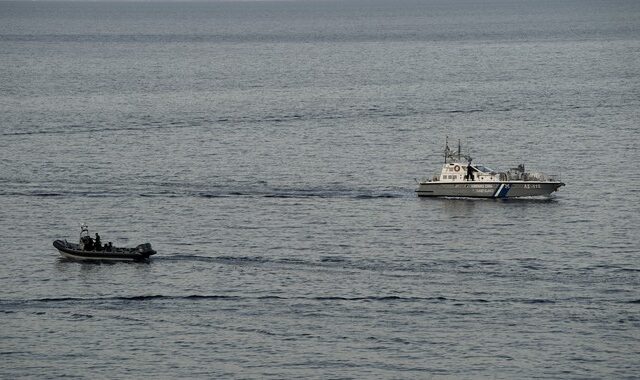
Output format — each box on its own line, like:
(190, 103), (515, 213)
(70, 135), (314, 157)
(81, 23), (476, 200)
(1, 0), (639, 378)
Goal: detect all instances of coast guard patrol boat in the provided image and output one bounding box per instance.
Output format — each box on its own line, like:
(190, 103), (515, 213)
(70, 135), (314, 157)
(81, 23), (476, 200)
(415, 139), (564, 198)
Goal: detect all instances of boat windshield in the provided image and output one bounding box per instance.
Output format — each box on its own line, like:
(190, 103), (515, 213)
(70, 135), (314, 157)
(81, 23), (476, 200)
(474, 165), (494, 173)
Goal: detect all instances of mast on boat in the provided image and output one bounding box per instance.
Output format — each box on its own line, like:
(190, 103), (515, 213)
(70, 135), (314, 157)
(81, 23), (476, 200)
(444, 136), (449, 164)
(444, 137), (465, 163)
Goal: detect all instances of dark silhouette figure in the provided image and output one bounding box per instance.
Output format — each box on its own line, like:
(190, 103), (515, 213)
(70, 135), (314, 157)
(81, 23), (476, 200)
(465, 164), (475, 181)
(94, 233), (102, 251)
(83, 236), (94, 251)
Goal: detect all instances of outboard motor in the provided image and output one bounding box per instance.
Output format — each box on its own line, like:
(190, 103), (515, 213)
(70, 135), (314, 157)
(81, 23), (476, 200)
(136, 243), (156, 256)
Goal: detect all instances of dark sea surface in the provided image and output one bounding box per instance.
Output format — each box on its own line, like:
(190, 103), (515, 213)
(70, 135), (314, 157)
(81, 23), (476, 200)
(1, 0), (639, 378)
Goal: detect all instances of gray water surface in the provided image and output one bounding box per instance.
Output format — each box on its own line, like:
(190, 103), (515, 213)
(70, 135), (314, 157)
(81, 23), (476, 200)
(1, 0), (639, 378)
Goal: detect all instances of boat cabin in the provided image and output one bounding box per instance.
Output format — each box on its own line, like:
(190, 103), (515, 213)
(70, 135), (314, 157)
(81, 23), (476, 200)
(429, 139), (502, 183)
(436, 162), (500, 183)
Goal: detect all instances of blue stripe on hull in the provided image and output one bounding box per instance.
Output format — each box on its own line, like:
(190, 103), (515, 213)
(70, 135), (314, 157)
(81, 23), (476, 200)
(493, 183), (511, 198)
(498, 184), (511, 198)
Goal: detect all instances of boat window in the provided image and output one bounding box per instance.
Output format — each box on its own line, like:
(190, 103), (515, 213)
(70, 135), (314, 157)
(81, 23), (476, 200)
(475, 165), (493, 173)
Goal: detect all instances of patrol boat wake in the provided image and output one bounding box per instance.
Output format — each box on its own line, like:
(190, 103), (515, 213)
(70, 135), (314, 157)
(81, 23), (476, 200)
(416, 139), (565, 198)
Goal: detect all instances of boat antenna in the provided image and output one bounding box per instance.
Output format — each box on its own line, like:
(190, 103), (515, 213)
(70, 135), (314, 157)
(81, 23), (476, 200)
(457, 139), (461, 161)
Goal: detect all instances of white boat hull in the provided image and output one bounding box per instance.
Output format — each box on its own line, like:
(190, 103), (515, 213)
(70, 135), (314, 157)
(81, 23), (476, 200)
(416, 181), (564, 198)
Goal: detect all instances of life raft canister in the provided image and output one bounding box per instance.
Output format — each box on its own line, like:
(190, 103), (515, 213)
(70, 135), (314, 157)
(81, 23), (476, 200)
(454, 165), (461, 172)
